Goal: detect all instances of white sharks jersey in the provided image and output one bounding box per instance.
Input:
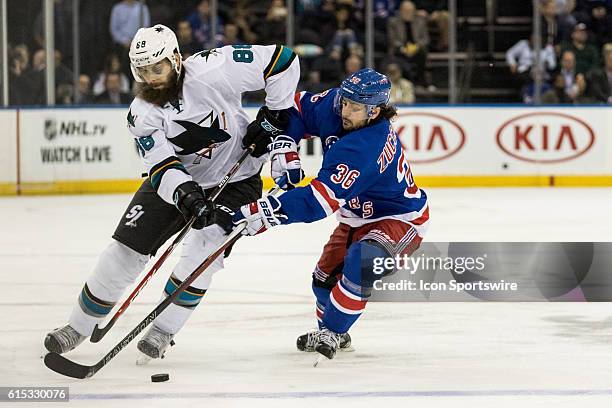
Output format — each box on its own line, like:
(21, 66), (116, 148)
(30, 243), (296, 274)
(127, 45), (299, 204)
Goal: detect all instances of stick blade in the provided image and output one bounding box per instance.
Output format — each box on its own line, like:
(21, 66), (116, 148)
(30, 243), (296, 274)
(90, 322), (112, 343)
(44, 352), (94, 379)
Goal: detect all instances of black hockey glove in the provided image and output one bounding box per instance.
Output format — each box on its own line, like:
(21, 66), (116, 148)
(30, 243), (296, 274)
(173, 181), (213, 230)
(243, 106), (290, 158)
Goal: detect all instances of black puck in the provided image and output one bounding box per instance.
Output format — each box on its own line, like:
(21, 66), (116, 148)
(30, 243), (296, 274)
(151, 373), (170, 382)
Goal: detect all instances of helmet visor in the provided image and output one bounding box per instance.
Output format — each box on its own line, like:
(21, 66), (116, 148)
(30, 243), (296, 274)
(134, 60), (168, 77)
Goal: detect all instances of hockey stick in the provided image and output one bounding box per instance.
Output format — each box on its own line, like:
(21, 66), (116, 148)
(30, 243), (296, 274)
(89, 144), (255, 343)
(44, 180), (285, 379)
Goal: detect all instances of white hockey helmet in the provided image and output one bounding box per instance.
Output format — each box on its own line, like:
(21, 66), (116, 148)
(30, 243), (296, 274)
(129, 24), (182, 82)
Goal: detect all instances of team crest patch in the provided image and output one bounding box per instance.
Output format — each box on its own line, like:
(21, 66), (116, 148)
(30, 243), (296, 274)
(169, 111), (231, 164)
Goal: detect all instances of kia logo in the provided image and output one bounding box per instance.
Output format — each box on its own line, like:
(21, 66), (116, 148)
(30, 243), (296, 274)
(395, 112), (466, 163)
(496, 112), (595, 163)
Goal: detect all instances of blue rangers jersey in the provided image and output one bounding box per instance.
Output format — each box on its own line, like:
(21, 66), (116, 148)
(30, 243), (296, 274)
(277, 88), (429, 236)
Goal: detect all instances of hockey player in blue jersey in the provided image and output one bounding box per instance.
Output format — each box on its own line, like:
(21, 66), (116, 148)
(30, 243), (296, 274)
(233, 68), (430, 361)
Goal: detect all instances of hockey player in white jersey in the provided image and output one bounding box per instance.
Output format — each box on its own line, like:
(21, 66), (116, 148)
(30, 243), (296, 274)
(44, 24), (299, 362)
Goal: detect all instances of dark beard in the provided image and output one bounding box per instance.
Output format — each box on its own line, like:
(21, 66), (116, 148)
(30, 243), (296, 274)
(135, 69), (184, 107)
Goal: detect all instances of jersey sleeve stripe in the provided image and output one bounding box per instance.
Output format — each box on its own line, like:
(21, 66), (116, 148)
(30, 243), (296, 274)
(310, 179), (343, 215)
(149, 156), (189, 190)
(263, 45), (297, 79)
(294, 91), (303, 113)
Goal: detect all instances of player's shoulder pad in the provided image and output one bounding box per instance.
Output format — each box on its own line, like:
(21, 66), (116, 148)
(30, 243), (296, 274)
(182, 48), (226, 82)
(127, 97), (165, 138)
(299, 88), (339, 109)
(296, 88), (339, 122)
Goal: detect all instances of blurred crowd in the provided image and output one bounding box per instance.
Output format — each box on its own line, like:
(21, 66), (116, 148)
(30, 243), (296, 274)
(505, 0), (612, 104)
(4, 0), (612, 106)
(5, 0), (447, 106)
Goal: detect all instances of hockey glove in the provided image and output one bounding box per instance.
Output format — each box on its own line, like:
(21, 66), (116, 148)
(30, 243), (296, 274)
(173, 181), (213, 230)
(232, 196), (287, 236)
(243, 106), (290, 158)
(270, 135), (305, 190)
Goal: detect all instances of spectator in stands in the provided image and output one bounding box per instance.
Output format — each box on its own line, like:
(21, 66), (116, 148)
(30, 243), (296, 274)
(21, 49), (72, 105)
(387, 0), (430, 84)
(586, 43), (612, 103)
(75, 74), (94, 104)
(541, 0), (574, 45)
(554, 0), (578, 25)
(56, 84), (74, 105)
(261, 0), (289, 44)
(8, 44), (32, 104)
(587, 2), (612, 47)
(187, 0), (223, 49)
(52, 50), (73, 87)
(12, 44), (30, 74)
(561, 23), (600, 74)
(372, 1), (399, 53)
(574, 1), (611, 22)
(387, 61), (415, 104)
(345, 54), (363, 76)
(506, 34), (557, 89)
(542, 71), (575, 103)
(110, 0), (150, 79)
(559, 49), (587, 99)
(31, 49), (45, 72)
(177, 20), (200, 59)
(522, 69), (553, 103)
(232, 1), (258, 44)
(329, 5), (363, 62)
(92, 54), (131, 96)
(94, 72), (132, 105)
(8, 46), (30, 105)
(110, 0), (150, 49)
(221, 23), (244, 46)
(33, 0), (73, 67)
(374, 0), (400, 19)
(415, 0), (449, 51)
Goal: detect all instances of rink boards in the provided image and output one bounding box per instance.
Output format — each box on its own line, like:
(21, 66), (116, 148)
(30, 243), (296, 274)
(0, 105), (611, 195)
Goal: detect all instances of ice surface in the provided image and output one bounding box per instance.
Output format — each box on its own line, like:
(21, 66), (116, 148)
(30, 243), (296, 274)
(1, 188), (611, 407)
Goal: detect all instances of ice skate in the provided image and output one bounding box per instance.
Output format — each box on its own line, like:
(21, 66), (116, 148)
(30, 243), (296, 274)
(311, 329), (345, 367)
(136, 324), (175, 365)
(44, 324), (86, 354)
(297, 329), (352, 352)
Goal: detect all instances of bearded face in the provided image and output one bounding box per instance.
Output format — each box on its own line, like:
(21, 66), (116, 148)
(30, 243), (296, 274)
(134, 55), (183, 106)
(135, 69), (184, 107)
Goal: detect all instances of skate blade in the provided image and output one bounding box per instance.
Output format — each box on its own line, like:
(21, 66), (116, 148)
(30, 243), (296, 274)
(340, 345), (355, 352)
(136, 353), (153, 366)
(313, 354), (325, 367)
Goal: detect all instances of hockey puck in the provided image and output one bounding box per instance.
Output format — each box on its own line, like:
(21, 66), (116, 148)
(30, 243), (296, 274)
(151, 373), (170, 382)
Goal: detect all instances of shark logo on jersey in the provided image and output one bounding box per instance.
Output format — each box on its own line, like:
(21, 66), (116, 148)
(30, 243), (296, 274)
(165, 98), (184, 114)
(195, 48), (219, 61)
(127, 109), (137, 128)
(169, 111), (231, 164)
